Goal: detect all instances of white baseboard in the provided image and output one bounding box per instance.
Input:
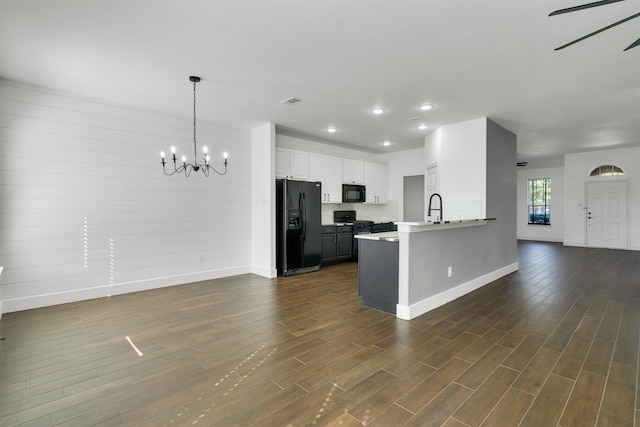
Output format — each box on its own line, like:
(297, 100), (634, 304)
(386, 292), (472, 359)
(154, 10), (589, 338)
(517, 236), (564, 243)
(396, 262), (519, 320)
(1, 266), (252, 314)
(563, 241), (586, 247)
(251, 265), (277, 278)
(564, 241), (640, 251)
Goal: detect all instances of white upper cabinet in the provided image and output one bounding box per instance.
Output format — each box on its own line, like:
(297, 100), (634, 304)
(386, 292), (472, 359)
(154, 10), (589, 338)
(325, 157), (343, 203)
(308, 153), (325, 182)
(363, 162), (388, 204)
(275, 148), (288, 178)
(342, 159), (364, 184)
(309, 153), (343, 203)
(276, 148), (308, 180)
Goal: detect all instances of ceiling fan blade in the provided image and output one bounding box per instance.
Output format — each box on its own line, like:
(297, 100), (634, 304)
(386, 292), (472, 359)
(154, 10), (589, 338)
(549, 0), (626, 16)
(555, 11), (640, 50)
(624, 37), (640, 50)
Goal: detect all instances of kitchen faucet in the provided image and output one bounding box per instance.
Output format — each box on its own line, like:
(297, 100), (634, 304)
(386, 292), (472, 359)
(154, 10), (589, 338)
(427, 193), (443, 221)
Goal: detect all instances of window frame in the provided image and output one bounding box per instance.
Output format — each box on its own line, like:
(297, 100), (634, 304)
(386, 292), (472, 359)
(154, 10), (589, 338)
(527, 177), (551, 226)
(589, 164), (624, 177)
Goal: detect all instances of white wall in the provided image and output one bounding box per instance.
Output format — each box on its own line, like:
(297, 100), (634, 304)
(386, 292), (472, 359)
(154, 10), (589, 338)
(384, 148), (425, 221)
(564, 147), (640, 249)
(425, 118), (487, 218)
(517, 166), (565, 242)
(276, 134), (381, 163)
(0, 80), (252, 313)
(251, 123), (276, 277)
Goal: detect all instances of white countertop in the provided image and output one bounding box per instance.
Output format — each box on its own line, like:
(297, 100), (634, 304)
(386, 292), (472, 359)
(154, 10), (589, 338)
(396, 218), (495, 233)
(354, 232), (399, 242)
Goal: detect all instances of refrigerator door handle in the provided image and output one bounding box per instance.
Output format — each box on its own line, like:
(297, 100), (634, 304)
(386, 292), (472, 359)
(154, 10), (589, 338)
(301, 193), (307, 241)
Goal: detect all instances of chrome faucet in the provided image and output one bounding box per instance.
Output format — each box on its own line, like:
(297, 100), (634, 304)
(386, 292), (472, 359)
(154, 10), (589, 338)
(428, 193), (443, 221)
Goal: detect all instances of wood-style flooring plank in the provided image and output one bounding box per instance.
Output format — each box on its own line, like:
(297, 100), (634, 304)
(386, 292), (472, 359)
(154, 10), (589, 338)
(559, 370), (606, 427)
(519, 374), (574, 427)
(451, 365), (519, 426)
(403, 383), (472, 427)
(479, 387), (535, 427)
(598, 361), (636, 425)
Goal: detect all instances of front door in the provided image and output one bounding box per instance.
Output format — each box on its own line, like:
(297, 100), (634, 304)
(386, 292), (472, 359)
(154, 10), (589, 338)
(586, 181), (628, 249)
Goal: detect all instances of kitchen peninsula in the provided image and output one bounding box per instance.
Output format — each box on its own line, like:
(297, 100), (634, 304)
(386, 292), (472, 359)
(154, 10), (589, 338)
(356, 218), (518, 320)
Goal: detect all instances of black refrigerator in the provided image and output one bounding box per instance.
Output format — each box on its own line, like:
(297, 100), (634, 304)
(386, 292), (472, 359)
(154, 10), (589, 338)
(276, 179), (322, 276)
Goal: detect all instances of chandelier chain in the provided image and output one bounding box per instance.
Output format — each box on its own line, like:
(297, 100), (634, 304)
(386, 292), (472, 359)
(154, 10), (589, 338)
(193, 79), (198, 164)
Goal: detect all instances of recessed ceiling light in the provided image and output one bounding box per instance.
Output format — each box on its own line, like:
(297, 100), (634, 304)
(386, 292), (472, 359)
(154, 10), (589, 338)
(326, 126), (337, 133)
(371, 107), (385, 115)
(417, 124), (428, 130)
(419, 104), (433, 111)
(382, 141), (392, 146)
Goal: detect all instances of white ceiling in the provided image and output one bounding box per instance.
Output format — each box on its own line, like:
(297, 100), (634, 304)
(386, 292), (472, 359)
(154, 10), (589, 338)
(1, 0), (639, 158)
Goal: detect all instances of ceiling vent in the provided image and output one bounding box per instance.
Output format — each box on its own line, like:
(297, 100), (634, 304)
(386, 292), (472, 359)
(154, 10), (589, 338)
(517, 161), (528, 167)
(280, 97), (301, 105)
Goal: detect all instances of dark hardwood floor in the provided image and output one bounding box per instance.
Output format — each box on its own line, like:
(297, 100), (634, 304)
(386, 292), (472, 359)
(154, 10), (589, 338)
(2, 241), (640, 426)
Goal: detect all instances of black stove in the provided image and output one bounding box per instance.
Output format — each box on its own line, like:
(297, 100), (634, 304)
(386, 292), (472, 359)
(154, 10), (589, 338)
(333, 210), (396, 261)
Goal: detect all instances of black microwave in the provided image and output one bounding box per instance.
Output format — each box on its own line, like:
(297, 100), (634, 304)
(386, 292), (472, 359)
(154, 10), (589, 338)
(342, 184), (366, 203)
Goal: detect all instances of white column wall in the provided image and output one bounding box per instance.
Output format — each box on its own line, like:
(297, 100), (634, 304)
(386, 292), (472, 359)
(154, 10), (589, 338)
(251, 123), (277, 277)
(0, 80), (252, 313)
(425, 118), (487, 218)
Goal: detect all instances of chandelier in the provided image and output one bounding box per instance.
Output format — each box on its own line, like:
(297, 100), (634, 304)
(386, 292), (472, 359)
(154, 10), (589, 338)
(161, 76), (228, 177)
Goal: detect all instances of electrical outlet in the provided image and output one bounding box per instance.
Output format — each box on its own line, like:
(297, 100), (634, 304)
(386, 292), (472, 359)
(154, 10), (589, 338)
(448, 266), (453, 277)
(197, 253), (205, 264)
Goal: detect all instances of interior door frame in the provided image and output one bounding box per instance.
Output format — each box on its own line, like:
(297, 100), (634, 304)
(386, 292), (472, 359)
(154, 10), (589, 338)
(585, 179), (628, 249)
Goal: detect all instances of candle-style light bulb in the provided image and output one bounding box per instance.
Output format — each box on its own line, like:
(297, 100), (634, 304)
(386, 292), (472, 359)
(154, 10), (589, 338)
(223, 152), (228, 159)
(182, 155), (186, 164)
(205, 155), (210, 163)
(160, 151), (165, 159)
(203, 146), (208, 154)
(171, 146), (176, 154)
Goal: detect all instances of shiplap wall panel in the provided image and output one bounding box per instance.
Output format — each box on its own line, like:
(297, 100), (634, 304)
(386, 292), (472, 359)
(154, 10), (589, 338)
(0, 80), (252, 313)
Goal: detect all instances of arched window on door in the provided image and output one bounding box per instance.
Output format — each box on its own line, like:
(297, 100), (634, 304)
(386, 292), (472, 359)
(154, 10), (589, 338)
(589, 164), (625, 177)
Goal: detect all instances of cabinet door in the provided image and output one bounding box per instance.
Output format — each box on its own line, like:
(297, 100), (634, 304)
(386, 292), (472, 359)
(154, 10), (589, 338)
(325, 156), (343, 203)
(363, 162), (377, 203)
(336, 233), (353, 260)
(288, 150), (308, 180)
(275, 148), (288, 178)
(363, 162), (388, 204)
(308, 153), (326, 183)
(375, 163), (388, 204)
(343, 159), (364, 184)
(321, 233), (337, 263)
